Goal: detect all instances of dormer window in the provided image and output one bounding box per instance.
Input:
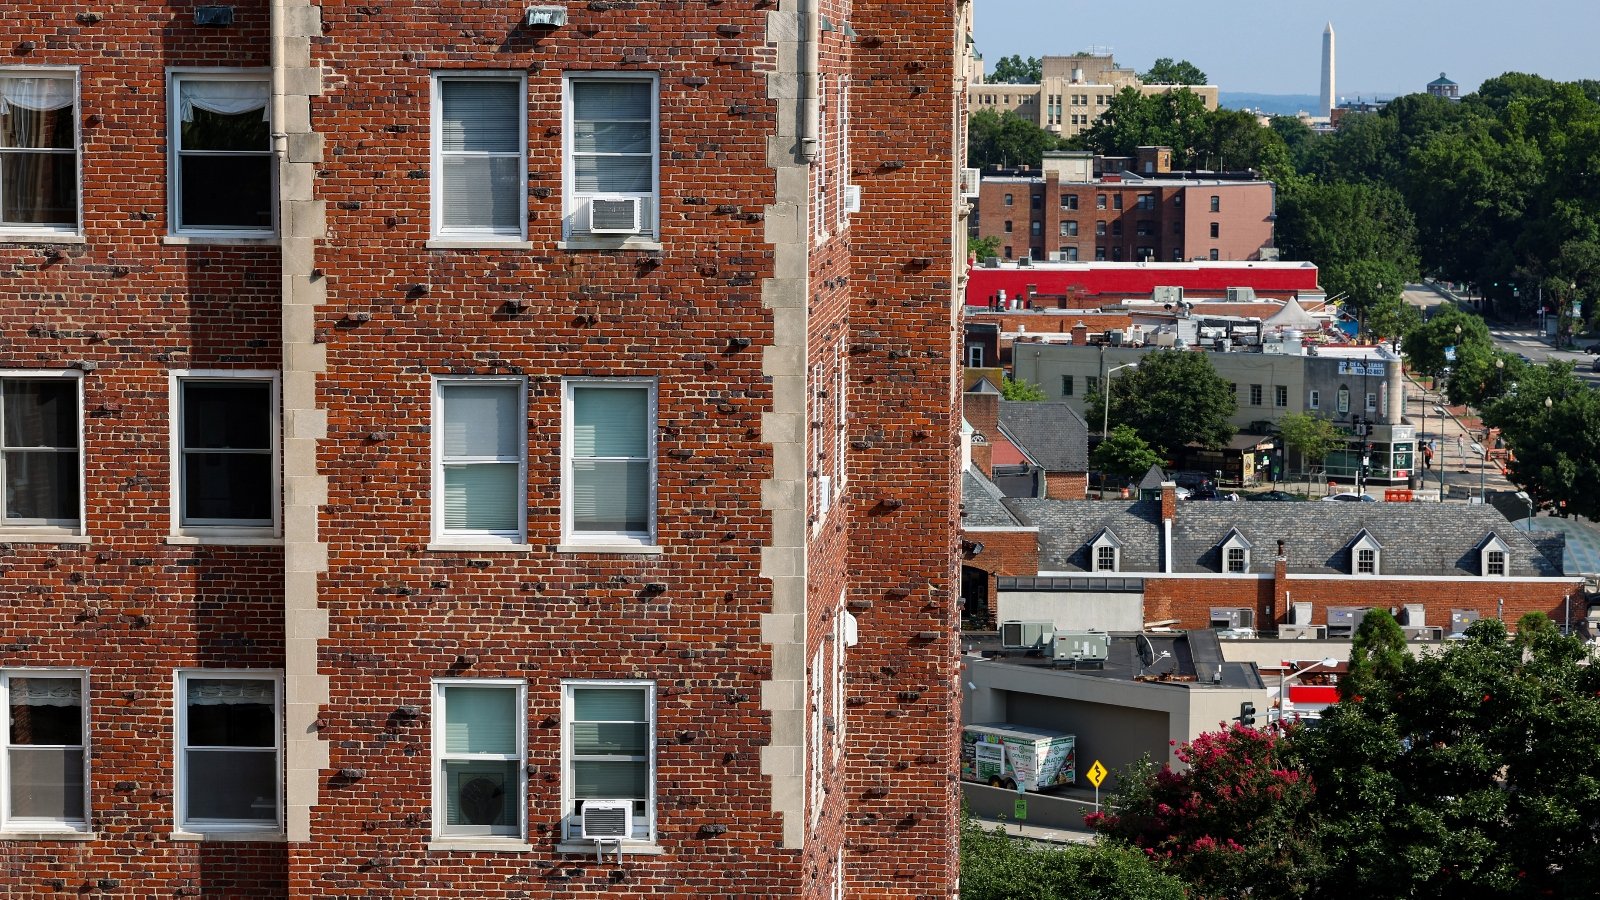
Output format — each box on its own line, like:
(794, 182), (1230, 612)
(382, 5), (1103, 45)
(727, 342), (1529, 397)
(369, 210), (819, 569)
(1480, 533), (1512, 577)
(1088, 527), (1122, 573)
(1220, 529), (1252, 573)
(1349, 530), (1382, 577)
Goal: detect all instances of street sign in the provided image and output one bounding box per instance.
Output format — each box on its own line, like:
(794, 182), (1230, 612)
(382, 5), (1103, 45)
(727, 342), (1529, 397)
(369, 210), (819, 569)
(1086, 760), (1108, 788)
(1013, 797), (1027, 820)
(1444, 345), (1457, 362)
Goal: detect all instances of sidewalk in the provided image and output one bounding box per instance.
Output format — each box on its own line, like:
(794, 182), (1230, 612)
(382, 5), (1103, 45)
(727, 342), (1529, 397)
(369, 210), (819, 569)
(1405, 371), (1512, 501)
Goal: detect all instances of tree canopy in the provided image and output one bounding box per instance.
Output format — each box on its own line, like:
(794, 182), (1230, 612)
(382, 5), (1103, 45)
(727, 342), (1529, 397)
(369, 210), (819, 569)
(967, 108), (1065, 170)
(1276, 412), (1344, 470)
(1000, 376), (1046, 402)
(961, 812), (1185, 900)
(1140, 58), (1207, 86)
(1482, 361), (1600, 520)
(1091, 424), (1163, 482)
(1085, 351), (1236, 456)
(988, 54), (1041, 84)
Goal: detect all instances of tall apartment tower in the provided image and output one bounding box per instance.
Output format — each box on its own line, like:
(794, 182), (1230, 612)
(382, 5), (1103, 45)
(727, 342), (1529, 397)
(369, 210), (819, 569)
(1321, 21), (1337, 117)
(0, 0), (968, 894)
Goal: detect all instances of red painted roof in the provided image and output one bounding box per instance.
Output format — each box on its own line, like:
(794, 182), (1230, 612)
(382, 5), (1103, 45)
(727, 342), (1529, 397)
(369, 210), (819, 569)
(989, 437), (1029, 467)
(967, 261), (1321, 308)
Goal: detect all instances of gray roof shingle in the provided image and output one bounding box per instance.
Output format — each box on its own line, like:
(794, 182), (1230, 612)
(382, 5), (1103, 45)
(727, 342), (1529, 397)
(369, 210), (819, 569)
(1004, 499), (1162, 572)
(962, 469), (1022, 528)
(998, 401), (1088, 474)
(1170, 503), (1562, 576)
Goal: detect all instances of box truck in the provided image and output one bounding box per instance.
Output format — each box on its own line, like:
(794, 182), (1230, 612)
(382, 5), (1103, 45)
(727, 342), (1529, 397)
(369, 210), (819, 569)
(960, 723), (1076, 792)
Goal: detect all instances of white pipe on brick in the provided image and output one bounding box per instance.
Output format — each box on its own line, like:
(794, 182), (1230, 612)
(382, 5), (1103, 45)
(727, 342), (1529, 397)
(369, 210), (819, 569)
(799, 0), (820, 162)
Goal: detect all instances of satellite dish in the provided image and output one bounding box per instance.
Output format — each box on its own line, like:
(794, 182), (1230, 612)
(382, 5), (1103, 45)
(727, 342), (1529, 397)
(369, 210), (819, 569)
(1137, 633), (1156, 668)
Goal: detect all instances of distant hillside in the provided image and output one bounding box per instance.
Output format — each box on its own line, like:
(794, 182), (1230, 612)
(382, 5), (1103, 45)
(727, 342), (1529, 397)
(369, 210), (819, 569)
(1219, 92), (1320, 116)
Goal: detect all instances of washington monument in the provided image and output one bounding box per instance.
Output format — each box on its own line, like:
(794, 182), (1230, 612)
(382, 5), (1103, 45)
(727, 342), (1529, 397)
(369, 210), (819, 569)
(1321, 21), (1336, 117)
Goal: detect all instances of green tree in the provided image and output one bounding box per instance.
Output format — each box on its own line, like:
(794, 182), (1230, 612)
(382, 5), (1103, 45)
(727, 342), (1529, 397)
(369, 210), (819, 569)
(969, 234), (1001, 261)
(1140, 58), (1207, 85)
(1482, 361), (1600, 520)
(961, 813), (1186, 900)
(967, 108), (1064, 170)
(989, 54), (1041, 84)
(1277, 412), (1344, 470)
(1091, 425), (1163, 482)
(1275, 180), (1421, 306)
(1076, 87), (1210, 167)
(1298, 619), (1600, 897)
(1085, 351), (1235, 456)
(1088, 727), (1325, 898)
(1000, 376), (1046, 402)
(1339, 608), (1408, 701)
(1400, 304), (1492, 379)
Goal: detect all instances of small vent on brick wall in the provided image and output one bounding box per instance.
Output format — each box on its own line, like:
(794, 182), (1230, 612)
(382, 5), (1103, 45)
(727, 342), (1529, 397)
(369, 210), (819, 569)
(194, 5), (235, 26)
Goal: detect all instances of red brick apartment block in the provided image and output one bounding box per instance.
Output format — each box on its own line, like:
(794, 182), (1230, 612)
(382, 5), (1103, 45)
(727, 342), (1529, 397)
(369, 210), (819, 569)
(0, 0), (968, 893)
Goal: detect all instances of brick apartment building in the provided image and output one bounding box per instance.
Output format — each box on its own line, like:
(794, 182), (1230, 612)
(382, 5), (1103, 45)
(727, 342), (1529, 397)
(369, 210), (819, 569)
(0, 0), (966, 894)
(973, 150), (1275, 263)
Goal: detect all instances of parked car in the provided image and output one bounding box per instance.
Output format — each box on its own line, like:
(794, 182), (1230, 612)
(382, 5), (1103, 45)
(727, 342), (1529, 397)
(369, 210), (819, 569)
(1248, 490), (1304, 502)
(1173, 485), (1193, 501)
(1322, 492), (1378, 502)
(1172, 471), (1217, 492)
(1591, 357), (1600, 372)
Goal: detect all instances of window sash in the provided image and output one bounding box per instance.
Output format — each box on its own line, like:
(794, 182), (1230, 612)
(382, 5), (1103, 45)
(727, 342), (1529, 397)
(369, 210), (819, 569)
(435, 379), (526, 540)
(435, 682), (525, 838)
(564, 381), (655, 543)
(177, 377), (275, 528)
(0, 377), (80, 526)
(2, 672), (88, 831)
(0, 73), (78, 231)
(435, 76), (526, 237)
(566, 75), (658, 238)
(170, 75), (274, 234)
(563, 682), (653, 840)
(176, 672), (281, 831)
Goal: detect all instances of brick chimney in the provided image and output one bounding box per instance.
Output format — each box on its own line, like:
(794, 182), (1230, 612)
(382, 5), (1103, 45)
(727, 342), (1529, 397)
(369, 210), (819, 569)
(1272, 539), (1289, 626)
(964, 391), (999, 441)
(1159, 482), (1177, 522)
(1071, 320), (1089, 346)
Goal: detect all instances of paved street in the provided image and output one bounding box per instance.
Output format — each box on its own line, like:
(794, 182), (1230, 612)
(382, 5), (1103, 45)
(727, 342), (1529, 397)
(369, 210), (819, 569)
(1406, 282), (1600, 390)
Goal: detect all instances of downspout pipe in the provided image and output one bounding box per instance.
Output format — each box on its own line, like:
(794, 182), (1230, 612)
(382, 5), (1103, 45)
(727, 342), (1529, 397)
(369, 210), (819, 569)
(270, 0), (288, 161)
(799, 0), (820, 163)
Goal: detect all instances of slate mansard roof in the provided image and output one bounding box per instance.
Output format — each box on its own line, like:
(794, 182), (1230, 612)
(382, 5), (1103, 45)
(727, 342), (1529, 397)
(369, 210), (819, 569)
(1004, 499), (1162, 572)
(997, 400), (1088, 474)
(962, 469), (1023, 528)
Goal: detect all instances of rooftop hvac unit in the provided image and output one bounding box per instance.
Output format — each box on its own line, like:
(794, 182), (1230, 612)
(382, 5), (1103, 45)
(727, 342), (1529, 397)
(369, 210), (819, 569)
(1225, 286), (1257, 303)
(1403, 625), (1443, 642)
(961, 167), (982, 199)
(1400, 604), (1426, 627)
(981, 257), (1000, 268)
(580, 799), (633, 840)
(587, 196), (641, 234)
(1291, 601), (1313, 625)
(1449, 609), (1480, 636)
(1279, 624), (1327, 640)
(1210, 608), (1255, 630)
(1326, 606), (1367, 639)
(1051, 632), (1110, 667)
(1000, 620), (1054, 651)
(1152, 285), (1183, 305)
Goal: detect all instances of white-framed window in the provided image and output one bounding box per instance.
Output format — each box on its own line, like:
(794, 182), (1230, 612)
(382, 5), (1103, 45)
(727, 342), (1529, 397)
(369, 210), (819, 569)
(966, 345), (984, 368)
(174, 671), (282, 833)
(1365, 392), (1378, 413)
(811, 361), (829, 521)
(1250, 384), (1263, 406)
(1309, 389), (1320, 410)
(1095, 545), (1117, 572)
(433, 377), (527, 545)
(0, 68), (79, 235)
(1485, 550), (1506, 576)
(1226, 547), (1248, 573)
(1274, 385), (1288, 408)
(0, 372), (82, 532)
(432, 679), (527, 841)
(834, 339), (847, 494)
(1356, 548), (1376, 575)
(561, 378), (657, 547)
(814, 73), (828, 241)
(168, 71), (274, 236)
(1, 670), (88, 833)
(564, 73), (659, 242)
(431, 72), (528, 240)
(835, 76), (849, 230)
(170, 371), (279, 537)
(561, 681), (655, 842)
(809, 644), (825, 828)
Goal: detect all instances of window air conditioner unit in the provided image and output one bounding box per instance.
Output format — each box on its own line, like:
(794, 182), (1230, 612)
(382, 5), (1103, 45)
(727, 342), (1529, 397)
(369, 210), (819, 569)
(580, 799), (633, 840)
(588, 196), (641, 234)
(960, 167), (981, 199)
(843, 184), (862, 214)
(525, 5), (568, 26)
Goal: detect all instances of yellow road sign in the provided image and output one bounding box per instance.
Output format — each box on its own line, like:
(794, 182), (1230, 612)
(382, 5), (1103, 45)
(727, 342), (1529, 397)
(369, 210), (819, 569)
(1086, 759), (1108, 788)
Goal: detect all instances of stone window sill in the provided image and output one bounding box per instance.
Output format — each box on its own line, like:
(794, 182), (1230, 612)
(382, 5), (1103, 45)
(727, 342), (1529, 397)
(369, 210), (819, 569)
(555, 840), (665, 856)
(0, 830), (96, 841)
(169, 830), (285, 843)
(426, 839), (534, 852)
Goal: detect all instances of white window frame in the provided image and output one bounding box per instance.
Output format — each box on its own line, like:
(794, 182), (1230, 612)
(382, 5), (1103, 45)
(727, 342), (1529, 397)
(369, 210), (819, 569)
(1226, 547), (1248, 573)
(173, 670), (283, 836)
(167, 70), (276, 238)
(560, 680), (656, 843)
(814, 73), (828, 242)
(169, 370), (281, 541)
(1481, 535), (1511, 577)
(1365, 392), (1378, 413)
(0, 370), (84, 537)
(1095, 545), (1118, 572)
(835, 76), (850, 230)
(431, 376), (528, 547)
(560, 377), (658, 549)
(562, 72), (660, 245)
(966, 345), (984, 368)
(0, 67), (81, 238)
(810, 644), (825, 829)
(431, 678), (528, 842)
(1485, 550), (1506, 577)
(833, 340), (847, 495)
(430, 71), (529, 243)
(1309, 389), (1320, 410)
(1, 669), (89, 834)
(1274, 385), (1288, 408)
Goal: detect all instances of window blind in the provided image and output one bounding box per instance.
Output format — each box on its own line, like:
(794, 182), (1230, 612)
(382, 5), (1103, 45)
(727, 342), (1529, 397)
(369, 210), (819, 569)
(441, 383), (518, 458)
(438, 79), (522, 234)
(443, 686), (517, 756)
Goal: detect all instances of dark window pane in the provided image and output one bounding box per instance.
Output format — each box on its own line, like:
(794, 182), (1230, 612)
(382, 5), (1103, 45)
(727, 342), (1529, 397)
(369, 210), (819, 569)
(186, 750), (275, 821)
(8, 747), (83, 820)
(8, 678), (82, 745)
(181, 107), (269, 152)
(183, 382), (270, 449)
(186, 685), (274, 748)
(4, 379), (77, 448)
(179, 155), (272, 229)
(1, 153), (76, 225)
(4, 450), (79, 521)
(442, 759), (519, 829)
(183, 452), (272, 522)
(0, 104), (74, 150)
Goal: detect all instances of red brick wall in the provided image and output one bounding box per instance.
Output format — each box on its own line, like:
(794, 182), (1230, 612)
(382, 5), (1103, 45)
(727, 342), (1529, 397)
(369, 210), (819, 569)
(1045, 472), (1088, 500)
(961, 530), (1040, 621)
(0, 0), (287, 892)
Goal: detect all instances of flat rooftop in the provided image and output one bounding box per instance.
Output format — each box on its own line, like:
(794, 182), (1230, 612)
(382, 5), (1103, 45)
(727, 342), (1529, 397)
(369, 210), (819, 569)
(964, 629), (1264, 690)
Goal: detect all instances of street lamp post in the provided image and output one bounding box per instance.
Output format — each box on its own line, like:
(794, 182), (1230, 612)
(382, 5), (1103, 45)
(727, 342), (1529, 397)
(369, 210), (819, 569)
(1278, 656), (1339, 723)
(1102, 362), (1140, 440)
(1516, 491), (1534, 532)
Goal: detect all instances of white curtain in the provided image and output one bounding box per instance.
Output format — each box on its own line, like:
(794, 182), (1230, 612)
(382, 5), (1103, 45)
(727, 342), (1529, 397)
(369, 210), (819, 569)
(186, 679), (273, 705)
(8, 678), (80, 706)
(0, 78), (74, 117)
(178, 81), (269, 122)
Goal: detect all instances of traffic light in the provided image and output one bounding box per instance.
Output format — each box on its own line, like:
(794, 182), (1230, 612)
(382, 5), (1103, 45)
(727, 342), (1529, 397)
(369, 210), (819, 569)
(1237, 702), (1257, 727)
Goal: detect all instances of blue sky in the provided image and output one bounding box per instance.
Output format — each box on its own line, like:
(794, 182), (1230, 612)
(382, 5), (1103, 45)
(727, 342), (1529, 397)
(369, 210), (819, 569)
(972, 1), (1598, 97)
